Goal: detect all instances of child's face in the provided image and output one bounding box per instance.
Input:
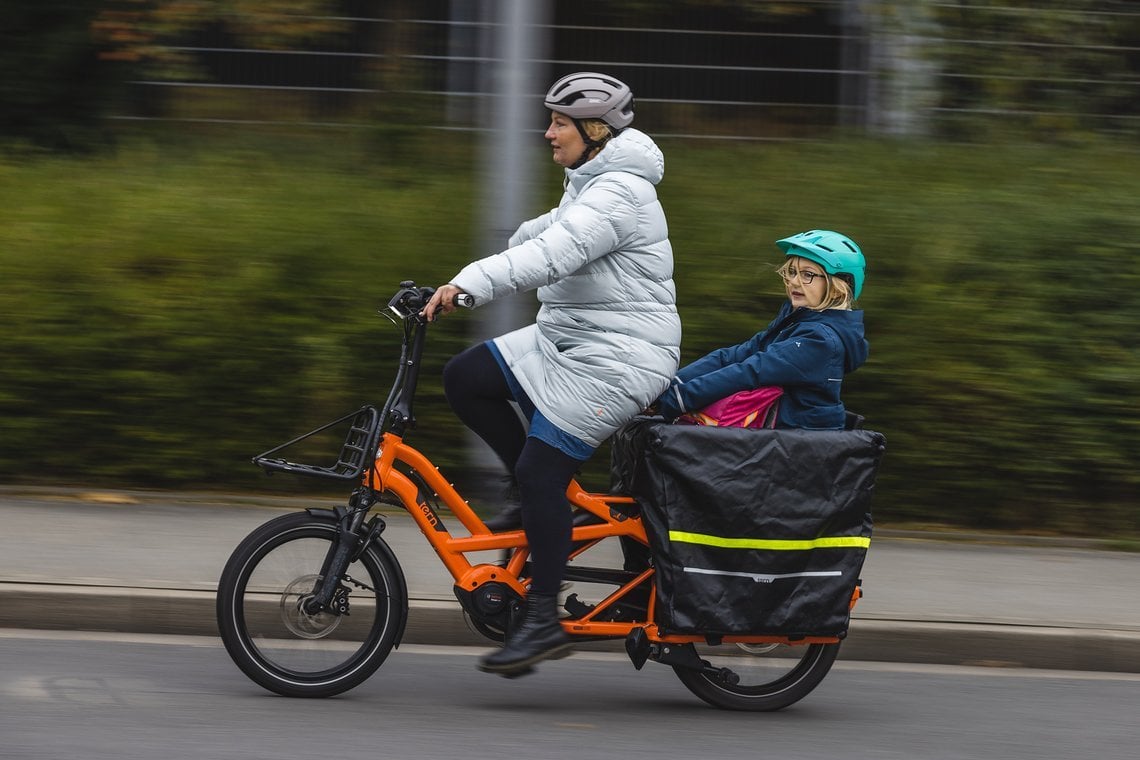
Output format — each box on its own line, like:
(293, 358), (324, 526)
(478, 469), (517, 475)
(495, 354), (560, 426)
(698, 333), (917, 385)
(783, 256), (829, 309)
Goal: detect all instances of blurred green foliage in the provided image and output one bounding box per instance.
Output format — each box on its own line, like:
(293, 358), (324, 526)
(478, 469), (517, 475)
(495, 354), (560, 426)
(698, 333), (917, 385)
(0, 0), (122, 152)
(920, 0), (1140, 140)
(0, 0), (349, 152)
(0, 130), (1136, 536)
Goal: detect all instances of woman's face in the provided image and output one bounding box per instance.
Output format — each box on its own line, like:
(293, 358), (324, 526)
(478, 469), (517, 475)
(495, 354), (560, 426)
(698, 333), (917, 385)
(783, 256), (829, 309)
(545, 111), (586, 167)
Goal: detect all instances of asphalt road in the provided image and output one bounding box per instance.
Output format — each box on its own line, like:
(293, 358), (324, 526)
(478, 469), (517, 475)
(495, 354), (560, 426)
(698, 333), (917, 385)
(2, 630), (1137, 760)
(3, 492), (1139, 673)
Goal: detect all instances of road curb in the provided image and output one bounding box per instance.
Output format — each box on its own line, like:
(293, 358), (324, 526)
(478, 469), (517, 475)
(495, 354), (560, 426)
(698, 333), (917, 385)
(840, 619), (1140, 673)
(4, 583), (1138, 673)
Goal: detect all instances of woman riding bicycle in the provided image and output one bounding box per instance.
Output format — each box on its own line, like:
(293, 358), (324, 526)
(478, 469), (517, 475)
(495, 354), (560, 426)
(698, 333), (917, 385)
(421, 72), (681, 677)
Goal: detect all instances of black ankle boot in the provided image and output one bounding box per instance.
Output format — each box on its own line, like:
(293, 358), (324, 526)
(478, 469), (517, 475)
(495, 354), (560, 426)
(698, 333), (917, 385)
(478, 592), (573, 676)
(483, 477), (523, 532)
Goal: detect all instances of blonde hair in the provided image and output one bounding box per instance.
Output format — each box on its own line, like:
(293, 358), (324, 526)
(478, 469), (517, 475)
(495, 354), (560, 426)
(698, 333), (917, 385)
(775, 258), (855, 311)
(580, 118), (614, 143)
(579, 118), (615, 163)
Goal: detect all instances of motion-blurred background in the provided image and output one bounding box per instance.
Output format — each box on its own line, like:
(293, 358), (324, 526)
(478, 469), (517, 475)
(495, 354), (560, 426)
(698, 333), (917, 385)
(1, 1), (1136, 538)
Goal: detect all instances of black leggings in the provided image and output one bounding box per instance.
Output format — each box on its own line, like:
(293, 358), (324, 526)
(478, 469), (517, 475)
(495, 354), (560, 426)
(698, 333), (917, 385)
(442, 343), (580, 595)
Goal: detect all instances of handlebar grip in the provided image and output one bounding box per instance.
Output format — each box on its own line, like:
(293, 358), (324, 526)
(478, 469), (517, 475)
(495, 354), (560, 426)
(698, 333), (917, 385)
(453, 293), (475, 309)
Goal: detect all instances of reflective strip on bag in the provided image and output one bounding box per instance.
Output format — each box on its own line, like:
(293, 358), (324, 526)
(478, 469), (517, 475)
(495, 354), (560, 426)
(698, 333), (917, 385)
(668, 531), (871, 551)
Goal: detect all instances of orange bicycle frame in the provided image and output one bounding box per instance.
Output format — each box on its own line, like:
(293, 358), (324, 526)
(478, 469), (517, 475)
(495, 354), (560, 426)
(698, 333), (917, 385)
(367, 429), (846, 648)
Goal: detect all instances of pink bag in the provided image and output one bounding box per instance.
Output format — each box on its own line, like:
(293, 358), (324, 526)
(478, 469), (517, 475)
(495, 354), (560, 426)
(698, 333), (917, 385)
(677, 386), (784, 429)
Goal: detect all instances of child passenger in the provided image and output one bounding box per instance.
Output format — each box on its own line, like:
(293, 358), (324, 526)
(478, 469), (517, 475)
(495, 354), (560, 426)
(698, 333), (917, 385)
(654, 230), (868, 430)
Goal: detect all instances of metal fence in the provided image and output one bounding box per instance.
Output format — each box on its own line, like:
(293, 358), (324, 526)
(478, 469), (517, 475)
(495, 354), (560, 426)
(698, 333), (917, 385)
(114, 1), (1140, 141)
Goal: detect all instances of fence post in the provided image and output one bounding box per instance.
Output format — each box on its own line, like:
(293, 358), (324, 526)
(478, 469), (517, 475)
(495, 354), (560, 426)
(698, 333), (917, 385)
(866, 0), (939, 137)
(463, 0), (554, 501)
(839, 0), (871, 130)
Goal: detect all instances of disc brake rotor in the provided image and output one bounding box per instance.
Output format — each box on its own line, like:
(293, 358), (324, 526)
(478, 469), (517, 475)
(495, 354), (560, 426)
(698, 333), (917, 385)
(280, 574), (343, 639)
(736, 642), (782, 655)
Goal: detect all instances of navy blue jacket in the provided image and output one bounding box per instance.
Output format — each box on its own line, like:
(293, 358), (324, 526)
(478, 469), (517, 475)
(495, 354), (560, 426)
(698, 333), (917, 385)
(656, 302), (868, 430)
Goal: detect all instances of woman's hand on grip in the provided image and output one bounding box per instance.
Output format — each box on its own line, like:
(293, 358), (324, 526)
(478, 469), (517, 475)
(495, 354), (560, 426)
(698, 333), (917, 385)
(421, 283), (464, 322)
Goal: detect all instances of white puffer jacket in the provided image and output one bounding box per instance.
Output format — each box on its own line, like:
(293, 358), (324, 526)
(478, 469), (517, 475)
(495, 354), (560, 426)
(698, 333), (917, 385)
(451, 128), (681, 448)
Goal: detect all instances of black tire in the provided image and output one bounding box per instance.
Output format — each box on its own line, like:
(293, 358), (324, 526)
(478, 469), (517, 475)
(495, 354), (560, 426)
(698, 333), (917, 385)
(216, 511), (406, 698)
(672, 641), (840, 711)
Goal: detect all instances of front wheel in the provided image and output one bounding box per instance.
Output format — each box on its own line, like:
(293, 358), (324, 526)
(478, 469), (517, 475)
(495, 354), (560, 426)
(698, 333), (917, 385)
(216, 511), (407, 697)
(672, 641), (840, 711)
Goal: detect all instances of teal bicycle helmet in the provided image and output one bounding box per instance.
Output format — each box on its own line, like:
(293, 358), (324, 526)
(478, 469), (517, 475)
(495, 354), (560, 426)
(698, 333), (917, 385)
(776, 230), (865, 299)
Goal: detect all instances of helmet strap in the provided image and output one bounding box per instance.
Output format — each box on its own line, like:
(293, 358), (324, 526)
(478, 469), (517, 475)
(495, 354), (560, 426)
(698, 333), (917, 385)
(569, 119), (609, 169)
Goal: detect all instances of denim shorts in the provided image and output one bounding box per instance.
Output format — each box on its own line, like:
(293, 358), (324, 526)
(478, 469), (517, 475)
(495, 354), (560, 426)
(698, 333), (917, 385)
(485, 340), (595, 462)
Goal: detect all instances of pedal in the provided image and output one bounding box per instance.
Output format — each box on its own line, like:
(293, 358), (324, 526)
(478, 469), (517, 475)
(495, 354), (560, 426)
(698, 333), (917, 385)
(563, 593), (594, 618)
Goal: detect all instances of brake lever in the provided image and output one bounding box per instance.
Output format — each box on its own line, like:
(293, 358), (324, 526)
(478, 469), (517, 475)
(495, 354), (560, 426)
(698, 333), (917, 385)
(385, 281), (430, 321)
(384, 283), (473, 322)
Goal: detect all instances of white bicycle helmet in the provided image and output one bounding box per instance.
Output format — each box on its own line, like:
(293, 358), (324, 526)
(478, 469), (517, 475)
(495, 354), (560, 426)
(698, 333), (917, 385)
(544, 71), (635, 131)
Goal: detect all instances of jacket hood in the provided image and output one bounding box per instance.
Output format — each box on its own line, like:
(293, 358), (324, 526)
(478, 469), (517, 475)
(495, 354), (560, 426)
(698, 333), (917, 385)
(564, 128), (665, 192)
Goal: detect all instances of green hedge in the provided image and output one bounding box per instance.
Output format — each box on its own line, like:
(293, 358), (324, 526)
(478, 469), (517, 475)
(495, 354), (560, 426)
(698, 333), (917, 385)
(1, 133), (1136, 536)
(0, 1), (123, 152)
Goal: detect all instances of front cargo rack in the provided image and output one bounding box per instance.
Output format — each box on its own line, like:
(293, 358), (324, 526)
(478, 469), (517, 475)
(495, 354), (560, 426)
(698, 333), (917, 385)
(252, 406), (382, 482)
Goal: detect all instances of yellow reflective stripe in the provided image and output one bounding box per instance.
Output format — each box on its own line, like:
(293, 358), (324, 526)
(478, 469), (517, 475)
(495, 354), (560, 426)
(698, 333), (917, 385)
(668, 531), (871, 550)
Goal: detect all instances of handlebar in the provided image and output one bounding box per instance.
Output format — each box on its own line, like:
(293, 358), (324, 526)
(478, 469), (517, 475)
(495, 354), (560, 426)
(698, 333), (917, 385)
(386, 281), (473, 321)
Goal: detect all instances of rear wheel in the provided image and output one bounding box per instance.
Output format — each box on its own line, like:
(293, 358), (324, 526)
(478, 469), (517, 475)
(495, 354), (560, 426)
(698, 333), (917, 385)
(216, 511), (406, 697)
(672, 641), (840, 711)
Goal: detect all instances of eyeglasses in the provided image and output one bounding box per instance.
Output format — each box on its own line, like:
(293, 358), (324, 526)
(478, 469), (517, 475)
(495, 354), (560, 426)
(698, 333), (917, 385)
(780, 266), (827, 285)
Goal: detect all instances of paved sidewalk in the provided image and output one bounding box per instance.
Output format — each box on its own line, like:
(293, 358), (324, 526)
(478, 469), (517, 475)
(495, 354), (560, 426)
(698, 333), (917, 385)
(1, 490), (1137, 672)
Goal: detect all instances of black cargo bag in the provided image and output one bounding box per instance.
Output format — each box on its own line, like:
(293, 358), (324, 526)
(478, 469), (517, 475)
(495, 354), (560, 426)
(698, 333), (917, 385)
(611, 418), (886, 638)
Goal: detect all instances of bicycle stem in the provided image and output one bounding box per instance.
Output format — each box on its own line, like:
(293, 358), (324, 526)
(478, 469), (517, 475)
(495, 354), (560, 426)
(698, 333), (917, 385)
(383, 303), (431, 438)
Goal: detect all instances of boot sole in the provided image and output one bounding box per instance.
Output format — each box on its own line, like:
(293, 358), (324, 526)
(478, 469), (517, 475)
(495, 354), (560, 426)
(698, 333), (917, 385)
(477, 642), (575, 677)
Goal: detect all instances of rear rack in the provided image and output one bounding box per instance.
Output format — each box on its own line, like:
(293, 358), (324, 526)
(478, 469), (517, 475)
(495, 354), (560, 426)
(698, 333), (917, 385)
(252, 406), (382, 482)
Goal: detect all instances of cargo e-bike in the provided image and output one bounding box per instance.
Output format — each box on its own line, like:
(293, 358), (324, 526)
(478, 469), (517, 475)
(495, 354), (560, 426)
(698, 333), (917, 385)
(216, 282), (857, 711)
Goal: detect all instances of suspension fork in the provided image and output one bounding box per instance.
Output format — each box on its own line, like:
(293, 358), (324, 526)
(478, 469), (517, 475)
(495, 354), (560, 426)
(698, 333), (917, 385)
(302, 488), (384, 614)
